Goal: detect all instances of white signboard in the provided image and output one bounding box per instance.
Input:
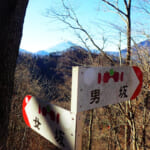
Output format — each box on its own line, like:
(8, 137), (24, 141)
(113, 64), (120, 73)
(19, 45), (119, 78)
(71, 66), (143, 113)
(22, 96), (81, 150)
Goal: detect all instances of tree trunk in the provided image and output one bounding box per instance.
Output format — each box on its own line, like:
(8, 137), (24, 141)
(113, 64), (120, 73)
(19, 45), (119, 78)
(88, 109), (94, 150)
(125, 1), (132, 149)
(0, 0), (28, 149)
(125, 102), (131, 150)
(142, 92), (149, 150)
(126, 6), (131, 65)
(132, 119), (137, 150)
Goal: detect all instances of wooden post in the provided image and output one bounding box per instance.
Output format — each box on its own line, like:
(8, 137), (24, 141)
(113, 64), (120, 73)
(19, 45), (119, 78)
(71, 67), (83, 150)
(75, 112), (83, 150)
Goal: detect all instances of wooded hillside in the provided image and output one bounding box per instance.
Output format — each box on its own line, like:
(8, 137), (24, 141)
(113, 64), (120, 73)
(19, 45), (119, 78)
(6, 45), (150, 150)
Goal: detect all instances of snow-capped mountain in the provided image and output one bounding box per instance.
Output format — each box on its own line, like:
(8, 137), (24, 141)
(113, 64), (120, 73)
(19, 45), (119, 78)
(19, 48), (32, 54)
(34, 50), (49, 56)
(45, 41), (76, 53)
(19, 40), (150, 57)
(19, 41), (77, 55)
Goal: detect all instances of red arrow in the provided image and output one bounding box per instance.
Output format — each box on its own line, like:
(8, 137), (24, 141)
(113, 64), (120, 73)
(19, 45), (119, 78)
(131, 66), (143, 100)
(22, 95), (32, 127)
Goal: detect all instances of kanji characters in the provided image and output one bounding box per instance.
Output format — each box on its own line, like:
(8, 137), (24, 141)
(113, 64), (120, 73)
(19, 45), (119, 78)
(119, 85), (128, 98)
(90, 89), (100, 104)
(55, 129), (65, 147)
(33, 117), (41, 130)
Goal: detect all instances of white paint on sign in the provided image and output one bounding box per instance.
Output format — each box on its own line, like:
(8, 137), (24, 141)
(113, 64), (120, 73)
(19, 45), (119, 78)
(71, 66), (143, 113)
(61, 111), (72, 129)
(83, 68), (97, 86)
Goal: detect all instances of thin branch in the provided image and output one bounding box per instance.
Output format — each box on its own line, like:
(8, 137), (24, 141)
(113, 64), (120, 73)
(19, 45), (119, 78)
(124, 0), (128, 11)
(118, 13), (127, 24)
(142, 7), (150, 15)
(102, 0), (127, 17)
(116, 1), (127, 24)
(118, 32), (122, 65)
(50, 0), (114, 64)
(76, 33), (94, 64)
(128, 0), (131, 10)
(118, 103), (126, 115)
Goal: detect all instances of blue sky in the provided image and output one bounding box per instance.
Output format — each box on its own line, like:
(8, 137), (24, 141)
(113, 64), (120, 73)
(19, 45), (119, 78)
(20, 0), (150, 53)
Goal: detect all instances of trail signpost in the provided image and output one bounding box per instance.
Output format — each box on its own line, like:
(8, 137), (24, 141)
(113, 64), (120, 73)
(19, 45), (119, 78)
(22, 96), (82, 150)
(22, 66), (142, 150)
(71, 66), (143, 113)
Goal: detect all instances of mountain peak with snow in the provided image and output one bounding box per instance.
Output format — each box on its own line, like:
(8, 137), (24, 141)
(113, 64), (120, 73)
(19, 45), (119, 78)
(19, 40), (150, 57)
(45, 41), (77, 53)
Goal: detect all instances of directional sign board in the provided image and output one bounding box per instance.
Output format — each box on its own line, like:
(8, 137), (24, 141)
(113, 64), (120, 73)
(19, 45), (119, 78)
(71, 66), (143, 113)
(22, 96), (82, 150)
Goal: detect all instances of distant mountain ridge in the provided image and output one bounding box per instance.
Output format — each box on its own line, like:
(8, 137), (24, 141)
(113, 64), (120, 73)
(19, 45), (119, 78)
(105, 39), (150, 58)
(19, 41), (77, 56)
(45, 41), (76, 53)
(19, 40), (150, 57)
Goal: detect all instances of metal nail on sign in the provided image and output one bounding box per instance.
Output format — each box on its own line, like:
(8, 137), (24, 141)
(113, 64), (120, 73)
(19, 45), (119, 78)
(22, 96), (81, 150)
(71, 66), (143, 113)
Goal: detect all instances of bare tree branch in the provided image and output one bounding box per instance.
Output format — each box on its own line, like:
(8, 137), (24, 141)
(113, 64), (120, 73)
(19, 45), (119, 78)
(48, 0), (114, 64)
(124, 0), (128, 11)
(76, 33), (94, 64)
(102, 0), (127, 17)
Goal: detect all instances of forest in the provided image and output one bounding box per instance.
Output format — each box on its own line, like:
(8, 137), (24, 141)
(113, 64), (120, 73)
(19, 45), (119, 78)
(0, 0), (150, 150)
(7, 44), (150, 150)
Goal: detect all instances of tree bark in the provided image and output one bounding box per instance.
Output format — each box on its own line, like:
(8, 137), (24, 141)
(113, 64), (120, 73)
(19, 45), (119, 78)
(126, 1), (131, 65)
(88, 109), (94, 150)
(132, 118), (137, 150)
(125, 102), (131, 150)
(142, 92), (149, 150)
(0, 0), (28, 149)
(125, 1), (132, 149)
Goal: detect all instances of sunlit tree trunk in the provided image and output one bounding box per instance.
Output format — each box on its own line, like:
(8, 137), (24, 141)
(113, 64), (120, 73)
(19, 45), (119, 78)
(125, 102), (131, 150)
(142, 92), (149, 150)
(88, 109), (94, 150)
(101, 1), (132, 149)
(126, 1), (131, 65)
(0, 0), (28, 149)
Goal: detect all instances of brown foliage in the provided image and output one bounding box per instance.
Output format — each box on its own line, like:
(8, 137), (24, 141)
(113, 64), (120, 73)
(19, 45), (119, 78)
(6, 46), (150, 149)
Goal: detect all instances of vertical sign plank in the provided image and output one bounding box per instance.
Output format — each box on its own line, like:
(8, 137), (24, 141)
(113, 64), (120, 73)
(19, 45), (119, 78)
(71, 67), (80, 114)
(75, 112), (83, 150)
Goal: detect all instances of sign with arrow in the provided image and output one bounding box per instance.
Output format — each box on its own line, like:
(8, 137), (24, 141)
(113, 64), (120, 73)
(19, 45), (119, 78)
(22, 96), (82, 150)
(71, 66), (143, 113)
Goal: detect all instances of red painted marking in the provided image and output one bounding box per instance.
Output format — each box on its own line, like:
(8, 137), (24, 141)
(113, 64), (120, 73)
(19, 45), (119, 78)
(49, 110), (55, 121)
(98, 73), (101, 84)
(39, 105), (41, 114)
(120, 72), (124, 81)
(56, 114), (60, 124)
(103, 72), (109, 83)
(42, 107), (47, 116)
(113, 72), (119, 82)
(98, 71), (124, 84)
(39, 105), (60, 124)
(103, 72), (119, 83)
(22, 95), (32, 127)
(131, 66), (143, 100)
